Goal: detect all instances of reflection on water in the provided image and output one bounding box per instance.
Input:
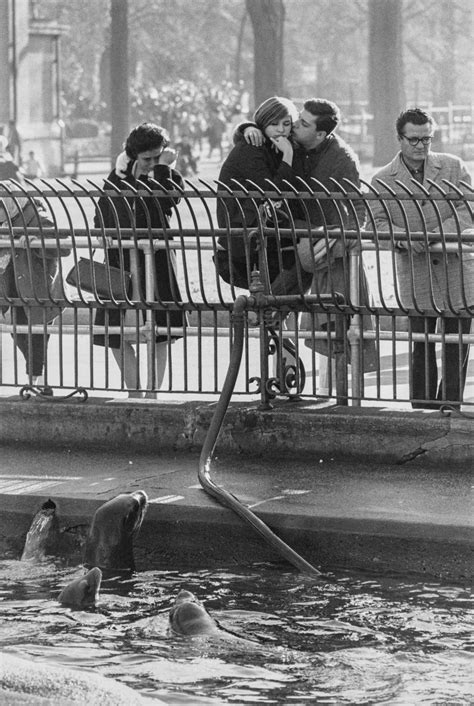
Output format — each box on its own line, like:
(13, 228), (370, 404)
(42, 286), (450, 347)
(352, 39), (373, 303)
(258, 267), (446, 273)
(0, 560), (472, 704)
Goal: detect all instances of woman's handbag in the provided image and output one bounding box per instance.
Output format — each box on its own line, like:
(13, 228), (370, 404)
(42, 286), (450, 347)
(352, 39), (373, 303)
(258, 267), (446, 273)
(66, 257), (132, 299)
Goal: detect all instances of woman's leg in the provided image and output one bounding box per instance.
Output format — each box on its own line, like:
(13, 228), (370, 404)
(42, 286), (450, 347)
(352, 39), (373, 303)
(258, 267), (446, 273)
(12, 307), (48, 380)
(155, 341), (168, 389)
(437, 317), (471, 406)
(144, 342), (168, 399)
(112, 343), (142, 398)
(410, 316), (437, 407)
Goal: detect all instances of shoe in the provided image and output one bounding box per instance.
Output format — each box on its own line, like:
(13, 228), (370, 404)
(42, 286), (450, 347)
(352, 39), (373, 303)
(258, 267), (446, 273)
(40, 386), (54, 397)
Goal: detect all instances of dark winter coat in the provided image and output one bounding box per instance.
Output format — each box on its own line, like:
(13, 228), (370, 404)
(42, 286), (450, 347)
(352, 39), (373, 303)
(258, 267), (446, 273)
(93, 163), (185, 347)
(0, 202), (70, 323)
(216, 136), (299, 261)
(291, 133), (366, 240)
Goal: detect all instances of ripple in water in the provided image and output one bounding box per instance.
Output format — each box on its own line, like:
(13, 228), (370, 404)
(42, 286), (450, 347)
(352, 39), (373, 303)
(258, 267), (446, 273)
(0, 561), (472, 704)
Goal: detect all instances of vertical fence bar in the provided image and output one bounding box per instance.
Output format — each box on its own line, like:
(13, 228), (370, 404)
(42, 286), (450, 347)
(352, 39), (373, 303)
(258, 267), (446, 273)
(143, 244), (156, 392)
(348, 250), (362, 405)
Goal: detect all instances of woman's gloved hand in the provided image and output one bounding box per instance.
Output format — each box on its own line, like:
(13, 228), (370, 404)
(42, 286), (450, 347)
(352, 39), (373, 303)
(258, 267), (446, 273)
(158, 147), (178, 167)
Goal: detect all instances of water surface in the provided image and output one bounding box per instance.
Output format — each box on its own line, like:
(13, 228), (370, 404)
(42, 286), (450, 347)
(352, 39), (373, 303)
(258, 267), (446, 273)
(0, 560), (472, 704)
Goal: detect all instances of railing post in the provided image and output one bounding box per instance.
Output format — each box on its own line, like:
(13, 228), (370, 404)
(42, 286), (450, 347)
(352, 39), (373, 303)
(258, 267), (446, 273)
(334, 313), (348, 405)
(348, 249), (362, 406)
(127, 247), (142, 391)
(258, 317), (273, 409)
(248, 269), (273, 410)
(143, 243), (157, 392)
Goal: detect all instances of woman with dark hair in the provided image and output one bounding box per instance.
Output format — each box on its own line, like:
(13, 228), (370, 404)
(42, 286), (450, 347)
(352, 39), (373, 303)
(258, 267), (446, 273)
(216, 96), (311, 292)
(93, 122), (185, 397)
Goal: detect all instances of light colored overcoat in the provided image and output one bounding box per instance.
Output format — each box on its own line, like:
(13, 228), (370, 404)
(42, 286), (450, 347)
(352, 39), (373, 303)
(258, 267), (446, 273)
(370, 152), (473, 312)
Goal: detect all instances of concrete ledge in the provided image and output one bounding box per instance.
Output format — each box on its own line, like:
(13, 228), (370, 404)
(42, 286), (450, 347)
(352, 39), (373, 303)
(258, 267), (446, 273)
(0, 397), (472, 465)
(0, 488), (471, 584)
(0, 435), (471, 582)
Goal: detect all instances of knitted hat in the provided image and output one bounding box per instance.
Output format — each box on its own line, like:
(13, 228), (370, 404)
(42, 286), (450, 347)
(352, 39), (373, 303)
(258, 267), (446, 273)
(253, 96), (298, 131)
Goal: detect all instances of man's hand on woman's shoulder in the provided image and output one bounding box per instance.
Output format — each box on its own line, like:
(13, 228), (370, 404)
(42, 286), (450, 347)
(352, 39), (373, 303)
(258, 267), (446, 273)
(243, 126), (264, 147)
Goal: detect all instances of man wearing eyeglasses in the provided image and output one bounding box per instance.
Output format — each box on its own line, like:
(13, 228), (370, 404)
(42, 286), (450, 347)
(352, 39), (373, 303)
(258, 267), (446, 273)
(370, 107), (473, 410)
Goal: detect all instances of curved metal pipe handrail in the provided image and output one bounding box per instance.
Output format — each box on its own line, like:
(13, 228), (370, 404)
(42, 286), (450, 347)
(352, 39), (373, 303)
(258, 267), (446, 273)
(198, 293), (321, 578)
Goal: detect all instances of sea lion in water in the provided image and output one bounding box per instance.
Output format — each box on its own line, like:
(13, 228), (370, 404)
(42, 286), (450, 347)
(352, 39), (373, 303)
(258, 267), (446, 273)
(168, 589), (226, 636)
(83, 490), (148, 572)
(168, 589), (264, 648)
(58, 567), (102, 608)
(0, 652), (161, 705)
(21, 498), (60, 562)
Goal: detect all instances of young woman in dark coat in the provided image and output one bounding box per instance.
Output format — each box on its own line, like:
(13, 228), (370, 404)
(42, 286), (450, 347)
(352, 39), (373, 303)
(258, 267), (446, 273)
(216, 96), (311, 292)
(93, 122), (185, 397)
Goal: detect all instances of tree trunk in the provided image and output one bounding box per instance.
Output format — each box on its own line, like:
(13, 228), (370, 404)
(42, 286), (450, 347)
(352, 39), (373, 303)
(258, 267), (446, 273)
(234, 10), (247, 84)
(245, 0), (285, 108)
(436, 0), (456, 104)
(368, 0), (404, 167)
(110, 0), (129, 164)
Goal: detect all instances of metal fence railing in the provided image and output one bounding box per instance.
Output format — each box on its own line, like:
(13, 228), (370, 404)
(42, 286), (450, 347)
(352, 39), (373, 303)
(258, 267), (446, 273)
(0, 177), (473, 408)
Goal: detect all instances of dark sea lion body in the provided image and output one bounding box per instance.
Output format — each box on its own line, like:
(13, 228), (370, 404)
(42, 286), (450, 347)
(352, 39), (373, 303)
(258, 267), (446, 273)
(168, 590), (265, 650)
(169, 590), (220, 636)
(83, 491), (148, 572)
(21, 499), (60, 562)
(58, 567), (102, 608)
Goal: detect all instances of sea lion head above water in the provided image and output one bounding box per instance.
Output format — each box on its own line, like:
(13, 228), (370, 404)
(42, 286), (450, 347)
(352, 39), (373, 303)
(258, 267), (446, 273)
(58, 567), (102, 608)
(83, 491), (148, 572)
(168, 589), (219, 636)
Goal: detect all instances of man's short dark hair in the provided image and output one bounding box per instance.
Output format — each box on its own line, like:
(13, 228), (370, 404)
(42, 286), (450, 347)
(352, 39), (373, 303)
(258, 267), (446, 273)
(396, 108), (436, 136)
(303, 99), (340, 135)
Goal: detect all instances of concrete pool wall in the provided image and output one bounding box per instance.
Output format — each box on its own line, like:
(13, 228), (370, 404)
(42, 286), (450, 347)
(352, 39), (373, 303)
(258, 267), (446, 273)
(0, 398), (472, 582)
(0, 397), (473, 463)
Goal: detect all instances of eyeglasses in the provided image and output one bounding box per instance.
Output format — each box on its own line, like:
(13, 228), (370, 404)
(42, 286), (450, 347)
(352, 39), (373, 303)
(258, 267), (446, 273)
(399, 134), (433, 146)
